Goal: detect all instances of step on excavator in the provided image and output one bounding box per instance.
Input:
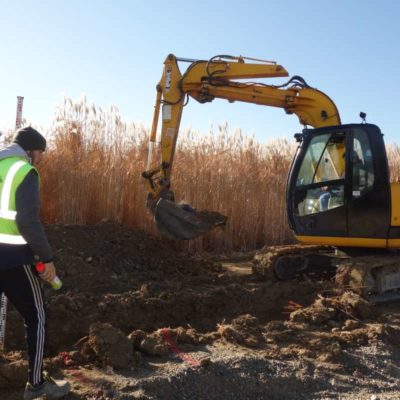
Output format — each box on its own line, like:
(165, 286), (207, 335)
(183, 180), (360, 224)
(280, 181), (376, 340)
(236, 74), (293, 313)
(142, 54), (400, 302)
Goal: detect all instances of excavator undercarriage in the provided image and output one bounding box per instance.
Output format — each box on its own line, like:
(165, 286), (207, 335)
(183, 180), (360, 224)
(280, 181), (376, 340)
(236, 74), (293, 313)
(252, 244), (400, 303)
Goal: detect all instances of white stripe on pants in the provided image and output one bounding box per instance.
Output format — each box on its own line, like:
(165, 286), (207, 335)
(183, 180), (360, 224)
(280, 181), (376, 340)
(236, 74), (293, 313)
(23, 265), (45, 386)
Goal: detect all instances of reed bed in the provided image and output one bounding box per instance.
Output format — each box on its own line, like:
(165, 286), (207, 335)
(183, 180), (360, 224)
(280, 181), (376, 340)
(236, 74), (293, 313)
(36, 97), (295, 252)
(387, 143), (400, 182)
(3, 97), (399, 252)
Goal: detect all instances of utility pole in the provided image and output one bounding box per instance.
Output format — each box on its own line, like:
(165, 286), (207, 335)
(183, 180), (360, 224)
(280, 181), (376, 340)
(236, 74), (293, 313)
(15, 96), (24, 130)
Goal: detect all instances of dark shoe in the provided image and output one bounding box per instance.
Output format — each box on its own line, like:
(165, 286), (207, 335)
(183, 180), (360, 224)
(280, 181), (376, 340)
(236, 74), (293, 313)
(24, 372), (70, 400)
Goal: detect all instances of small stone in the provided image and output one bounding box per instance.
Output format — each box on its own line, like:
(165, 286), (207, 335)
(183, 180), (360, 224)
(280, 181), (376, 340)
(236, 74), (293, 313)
(139, 334), (169, 356)
(200, 357), (212, 368)
(326, 320), (340, 328)
(343, 319), (360, 330)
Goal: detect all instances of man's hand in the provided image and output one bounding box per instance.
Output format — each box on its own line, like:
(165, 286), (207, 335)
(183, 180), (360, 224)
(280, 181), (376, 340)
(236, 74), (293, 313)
(39, 261), (57, 282)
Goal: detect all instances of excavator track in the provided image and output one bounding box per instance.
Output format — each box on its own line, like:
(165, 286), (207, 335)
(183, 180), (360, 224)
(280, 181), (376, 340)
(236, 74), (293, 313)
(252, 245), (400, 303)
(252, 244), (336, 281)
(335, 253), (400, 303)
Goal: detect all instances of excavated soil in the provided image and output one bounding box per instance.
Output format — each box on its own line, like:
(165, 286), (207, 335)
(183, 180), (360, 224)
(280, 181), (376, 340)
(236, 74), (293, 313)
(1, 223), (400, 399)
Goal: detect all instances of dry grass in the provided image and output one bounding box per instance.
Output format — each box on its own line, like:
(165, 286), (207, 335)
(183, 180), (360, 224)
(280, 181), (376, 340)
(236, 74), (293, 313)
(387, 143), (400, 182)
(170, 126), (295, 251)
(40, 97), (151, 230)
(3, 97), (399, 252)
(36, 97), (295, 252)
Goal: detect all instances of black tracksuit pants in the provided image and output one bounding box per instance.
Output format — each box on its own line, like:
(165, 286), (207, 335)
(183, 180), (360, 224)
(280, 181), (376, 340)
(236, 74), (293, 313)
(0, 265), (45, 386)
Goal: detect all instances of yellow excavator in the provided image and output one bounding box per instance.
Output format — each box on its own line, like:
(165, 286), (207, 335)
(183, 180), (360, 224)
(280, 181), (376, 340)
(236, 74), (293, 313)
(142, 54), (400, 301)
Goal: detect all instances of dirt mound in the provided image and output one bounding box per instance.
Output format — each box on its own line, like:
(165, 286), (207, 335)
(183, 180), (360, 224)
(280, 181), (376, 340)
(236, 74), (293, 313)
(3, 223), (396, 355)
(5, 223), (324, 354)
(0, 353), (27, 389)
(2, 223), (400, 399)
(218, 314), (263, 347)
(85, 322), (134, 368)
(289, 291), (375, 325)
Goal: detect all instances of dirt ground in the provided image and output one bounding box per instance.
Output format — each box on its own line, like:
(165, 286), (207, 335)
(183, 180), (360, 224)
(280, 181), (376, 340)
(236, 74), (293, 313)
(1, 223), (400, 399)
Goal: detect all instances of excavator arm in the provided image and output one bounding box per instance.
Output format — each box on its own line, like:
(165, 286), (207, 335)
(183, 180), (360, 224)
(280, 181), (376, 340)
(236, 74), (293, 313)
(142, 54), (341, 240)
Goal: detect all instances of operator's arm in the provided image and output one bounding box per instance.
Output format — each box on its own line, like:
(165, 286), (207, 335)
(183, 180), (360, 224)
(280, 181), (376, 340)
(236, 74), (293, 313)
(15, 170), (53, 262)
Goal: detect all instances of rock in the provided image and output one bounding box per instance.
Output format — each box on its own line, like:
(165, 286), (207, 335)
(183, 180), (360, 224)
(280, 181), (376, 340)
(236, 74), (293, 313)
(200, 357), (212, 368)
(218, 315), (263, 347)
(70, 350), (83, 364)
(343, 319), (361, 330)
(290, 298), (336, 325)
(87, 322), (134, 368)
(128, 330), (147, 349)
(338, 292), (374, 320)
(80, 341), (98, 362)
(326, 320), (340, 329)
(0, 357), (28, 388)
(265, 320), (286, 331)
(139, 333), (170, 356)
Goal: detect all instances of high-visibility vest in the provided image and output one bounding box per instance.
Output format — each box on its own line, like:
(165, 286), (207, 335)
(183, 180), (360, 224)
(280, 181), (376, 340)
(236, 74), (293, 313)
(0, 157), (37, 245)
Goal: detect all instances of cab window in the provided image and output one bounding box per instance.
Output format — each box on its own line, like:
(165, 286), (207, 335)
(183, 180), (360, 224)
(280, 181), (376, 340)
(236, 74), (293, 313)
(296, 132), (345, 187)
(352, 129), (375, 199)
(295, 132), (346, 216)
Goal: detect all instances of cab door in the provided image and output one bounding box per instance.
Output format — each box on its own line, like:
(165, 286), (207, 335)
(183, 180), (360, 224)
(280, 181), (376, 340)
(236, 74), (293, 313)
(288, 128), (349, 237)
(346, 125), (391, 238)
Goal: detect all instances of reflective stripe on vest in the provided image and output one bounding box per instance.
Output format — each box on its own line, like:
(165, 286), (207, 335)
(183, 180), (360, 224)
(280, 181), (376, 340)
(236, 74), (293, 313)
(0, 233), (27, 244)
(0, 160), (26, 220)
(0, 159), (33, 245)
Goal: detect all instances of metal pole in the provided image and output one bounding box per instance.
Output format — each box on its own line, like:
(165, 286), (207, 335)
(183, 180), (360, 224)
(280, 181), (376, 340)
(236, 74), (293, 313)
(15, 96), (24, 130)
(0, 294), (7, 351)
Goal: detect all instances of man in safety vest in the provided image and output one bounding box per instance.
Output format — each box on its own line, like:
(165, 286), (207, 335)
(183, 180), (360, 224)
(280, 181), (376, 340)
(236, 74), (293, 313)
(0, 127), (70, 399)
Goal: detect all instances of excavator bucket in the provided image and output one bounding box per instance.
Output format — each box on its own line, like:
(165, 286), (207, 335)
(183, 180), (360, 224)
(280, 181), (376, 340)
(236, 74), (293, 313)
(154, 198), (228, 240)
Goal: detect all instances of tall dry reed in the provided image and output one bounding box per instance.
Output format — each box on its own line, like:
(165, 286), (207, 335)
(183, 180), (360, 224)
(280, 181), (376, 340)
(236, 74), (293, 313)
(36, 97), (295, 252)
(171, 125), (295, 251)
(387, 143), (400, 182)
(5, 97), (399, 253)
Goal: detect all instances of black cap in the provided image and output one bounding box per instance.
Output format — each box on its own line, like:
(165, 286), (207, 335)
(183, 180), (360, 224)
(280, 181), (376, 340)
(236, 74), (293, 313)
(13, 127), (47, 151)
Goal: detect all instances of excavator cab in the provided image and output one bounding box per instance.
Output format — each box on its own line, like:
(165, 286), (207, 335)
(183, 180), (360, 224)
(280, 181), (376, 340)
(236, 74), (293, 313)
(287, 124), (392, 245)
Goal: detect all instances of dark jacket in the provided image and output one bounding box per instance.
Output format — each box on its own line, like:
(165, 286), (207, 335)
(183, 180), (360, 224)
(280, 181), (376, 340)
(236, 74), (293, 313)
(0, 143), (53, 269)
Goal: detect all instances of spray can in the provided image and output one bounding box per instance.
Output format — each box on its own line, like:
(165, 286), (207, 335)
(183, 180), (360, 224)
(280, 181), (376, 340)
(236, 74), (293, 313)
(35, 262), (63, 290)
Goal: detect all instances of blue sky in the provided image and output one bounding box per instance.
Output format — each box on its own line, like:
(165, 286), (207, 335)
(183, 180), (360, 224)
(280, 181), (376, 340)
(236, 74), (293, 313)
(1, 0), (399, 143)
